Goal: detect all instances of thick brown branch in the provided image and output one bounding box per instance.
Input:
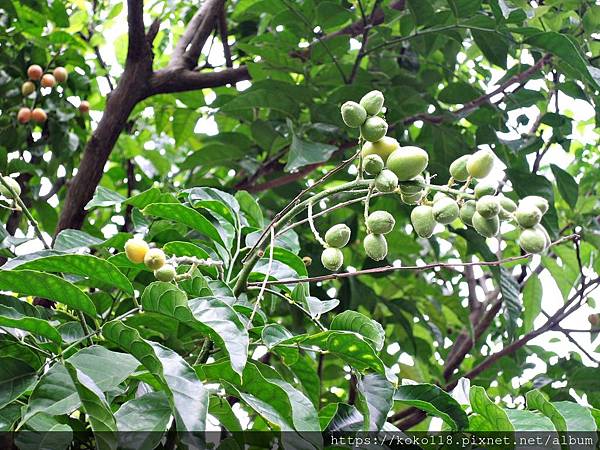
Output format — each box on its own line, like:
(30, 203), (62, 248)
(218, 7), (233, 68)
(127, 0), (146, 61)
(149, 66), (250, 95)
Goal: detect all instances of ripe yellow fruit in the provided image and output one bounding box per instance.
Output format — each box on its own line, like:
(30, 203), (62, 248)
(466, 149), (495, 179)
(21, 81), (35, 96)
(144, 248), (166, 270)
(27, 64), (43, 80)
(324, 224), (351, 248)
(340, 101), (367, 128)
(321, 247), (344, 271)
(31, 108), (47, 123)
(361, 136), (400, 163)
(0, 176), (21, 198)
(366, 210), (395, 234)
(155, 264), (177, 282)
(41, 74), (56, 88)
(79, 101), (90, 114)
(17, 108), (32, 124)
(53, 67), (68, 83)
(411, 205), (436, 238)
(360, 116), (388, 142)
(386, 146), (429, 181)
(432, 196), (459, 225)
(124, 238), (149, 264)
(449, 155), (470, 181)
(363, 233), (388, 261)
(359, 90), (384, 115)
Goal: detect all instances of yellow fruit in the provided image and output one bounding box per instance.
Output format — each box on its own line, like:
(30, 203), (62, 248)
(27, 64), (43, 80)
(472, 212), (499, 238)
(374, 169), (398, 193)
(386, 146), (429, 181)
(144, 248), (166, 270)
(31, 108), (47, 123)
(53, 67), (68, 83)
(21, 81), (35, 96)
(474, 181), (497, 199)
(41, 74), (56, 88)
(361, 136), (400, 163)
(459, 200), (477, 226)
(363, 233), (387, 261)
(432, 197), (459, 225)
(321, 247), (344, 271)
(476, 195), (500, 218)
(360, 116), (388, 142)
(359, 90), (384, 115)
(363, 154), (384, 175)
(155, 264), (177, 282)
(324, 224), (351, 248)
(0, 176), (21, 198)
(466, 149), (495, 179)
(411, 205), (436, 238)
(366, 210), (395, 234)
(340, 101), (367, 128)
(124, 238), (149, 264)
(518, 227), (547, 254)
(17, 108), (31, 124)
(449, 155), (470, 181)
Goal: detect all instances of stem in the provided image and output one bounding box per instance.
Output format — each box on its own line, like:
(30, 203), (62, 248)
(308, 201), (328, 248)
(248, 228), (275, 327)
(254, 286), (327, 331)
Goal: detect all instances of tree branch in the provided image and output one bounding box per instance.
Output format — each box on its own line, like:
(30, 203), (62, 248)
(127, 0), (147, 61)
(149, 66), (250, 95)
(218, 7), (233, 68)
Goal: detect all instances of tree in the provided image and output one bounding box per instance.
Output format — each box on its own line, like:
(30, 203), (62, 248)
(0, 0), (599, 446)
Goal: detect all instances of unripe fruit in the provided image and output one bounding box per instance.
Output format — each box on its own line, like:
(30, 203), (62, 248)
(472, 212), (499, 238)
(361, 136), (400, 163)
(40, 74), (56, 88)
(321, 247), (344, 271)
(363, 233), (388, 261)
(366, 210), (395, 234)
(341, 101), (367, 128)
(374, 169), (398, 193)
(363, 154), (384, 175)
(432, 197), (459, 225)
(520, 196), (549, 215)
(79, 101), (90, 114)
(498, 195), (517, 220)
(466, 149), (495, 179)
(324, 224), (351, 248)
(17, 108), (31, 124)
(386, 146), (429, 181)
(459, 200), (477, 226)
(27, 64), (43, 81)
(144, 248), (166, 270)
(359, 90), (384, 115)
(0, 177), (21, 198)
(360, 116), (388, 142)
(474, 181), (497, 199)
(518, 227), (547, 254)
(515, 205), (542, 228)
(53, 67), (68, 83)
(21, 81), (35, 96)
(400, 191), (425, 205)
(124, 238), (149, 264)
(533, 224), (551, 248)
(411, 205), (436, 238)
(476, 195), (500, 219)
(433, 192), (448, 202)
(449, 155), (470, 182)
(155, 264), (177, 282)
(31, 108), (47, 123)
(399, 175), (425, 194)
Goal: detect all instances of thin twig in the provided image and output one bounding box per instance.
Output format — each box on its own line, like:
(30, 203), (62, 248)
(308, 200), (328, 248)
(249, 228), (275, 327)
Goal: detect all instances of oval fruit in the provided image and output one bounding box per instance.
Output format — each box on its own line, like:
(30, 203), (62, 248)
(472, 212), (499, 238)
(21, 81), (35, 96)
(474, 181), (497, 199)
(321, 247), (344, 271)
(466, 149), (495, 179)
(449, 155), (470, 181)
(498, 195), (517, 220)
(53, 67), (68, 83)
(27, 64), (43, 80)
(324, 224), (351, 248)
(459, 200), (477, 226)
(520, 196), (549, 215)
(363, 154), (384, 175)
(124, 238), (150, 264)
(386, 146), (429, 181)
(476, 195), (500, 218)
(363, 233), (388, 261)
(0, 176), (21, 198)
(432, 196), (459, 225)
(155, 264), (177, 282)
(361, 136), (400, 163)
(360, 116), (388, 142)
(144, 248), (166, 270)
(411, 205), (436, 238)
(366, 210), (395, 234)
(515, 205), (541, 228)
(400, 191), (425, 205)
(399, 175), (425, 194)
(341, 101), (367, 128)
(79, 101), (90, 114)
(374, 169), (398, 193)
(17, 107), (32, 124)
(41, 74), (56, 88)
(31, 108), (47, 123)
(359, 90), (384, 115)
(518, 227), (547, 254)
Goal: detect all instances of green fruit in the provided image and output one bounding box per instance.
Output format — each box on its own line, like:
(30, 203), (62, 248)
(449, 155), (470, 181)
(321, 247), (344, 271)
(324, 224), (351, 248)
(400, 191), (425, 205)
(359, 90), (384, 115)
(534, 224), (551, 248)
(411, 205), (436, 238)
(520, 196), (549, 215)
(518, 227), (547, 254)
(497, 195), (517, 220)
(374, 169), (398, 193)
(476, 195), (500, 218)
(0, 176), (21, 198)
(386, 146), (429, 181)
(361, 136), (400, 163)
(399, 175), (425, 194)
(466, 149), (495, 179)
(366, 210), (395, 234)
(433, 192), (448, 202)
(363, 154), (384, 175)
(459, 200), (477, 226)
(474, 181), (497, 199)
(155, 264), (177, 282)
(515, 205), (542, 228)
(363, 233), (388, 261)
(432, 197), (459, 225)
(144, 248), (166, 270)
(472, 212), (499, 238)
(341, 101), (367, 128)
(21, 81), (35, 97)
(360, 116), (388, 142)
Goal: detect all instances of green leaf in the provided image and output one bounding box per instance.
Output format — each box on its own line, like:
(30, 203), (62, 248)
(0, 304), (62, 343)
(85, 186), (126, 210)
(553, 401), (597, 431)
(141, 282), (248, 375)
(320, 403), (364, 432)
(0, 270), (96, 316)
(0, 403), (20, 432)
(542, 247), (581, 301)
(10, 254), (134, 294)
(394, 383), (469, 430)
(0, 358), (36, 409)
(15, 412), (73, 450)
(53, 229), (103, 251)
(262, 323), (294, 349)
(357, 374), (394, 431)
(438, 82), (483, 104)
(550, 164), (578, 209)
(448, 0), (481, 17)
(172, 108), (197, 146)
(116, 392), (171, 450)
(142, 203), (225, 248)
(209, 396), (242, 433)
(67, 346), (140, 390)
(469, 385), (514, 431)
(22, 363), (78, 422)
(526, 389), (567, 431)
(504, 409), (556, 431)
(500, 267), (521, 341)
(330, 311), (385, 352)
(65, 362), (118, 450)
(235, 190), (263, 228)
(102, 320), (208, 446)
(466, 15), (508, 68)
(522, 273), (543, 334)
(284, 132), (337, 173)
(123, 187), (178, 209)
(221, 89), (299, 117)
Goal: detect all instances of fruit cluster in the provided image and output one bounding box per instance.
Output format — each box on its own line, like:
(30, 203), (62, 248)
(124, 238), (177, 282)
(17, 64), (89, 125)
(316, 91), (554, 272)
